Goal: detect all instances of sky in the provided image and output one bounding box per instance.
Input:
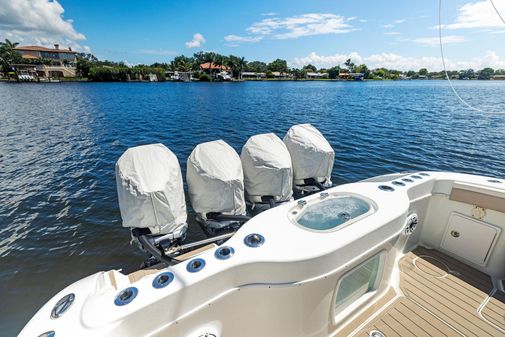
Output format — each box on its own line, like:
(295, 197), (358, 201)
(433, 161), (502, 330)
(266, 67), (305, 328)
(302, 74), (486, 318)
(0, 0), (504, 71)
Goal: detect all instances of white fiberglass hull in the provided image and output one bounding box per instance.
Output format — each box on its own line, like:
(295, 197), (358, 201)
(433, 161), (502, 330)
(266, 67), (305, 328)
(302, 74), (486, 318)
(20, 171), (505, 337)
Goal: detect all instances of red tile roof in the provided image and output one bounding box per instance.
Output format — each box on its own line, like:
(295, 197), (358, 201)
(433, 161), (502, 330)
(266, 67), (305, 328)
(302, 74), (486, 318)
(200, 62), (230, 70)
(15, 46), (77, 54)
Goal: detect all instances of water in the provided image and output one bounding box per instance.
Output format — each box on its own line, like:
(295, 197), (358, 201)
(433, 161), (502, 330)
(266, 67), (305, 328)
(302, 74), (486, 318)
(1, 80), (504, 335)
(297, 196), (371, 231)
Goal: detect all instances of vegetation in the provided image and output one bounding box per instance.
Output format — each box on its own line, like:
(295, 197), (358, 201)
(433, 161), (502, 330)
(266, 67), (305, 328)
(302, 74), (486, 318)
(71, 52), (505, 81)
(0, 39), (22, 73)
(2, 39), (505, 82)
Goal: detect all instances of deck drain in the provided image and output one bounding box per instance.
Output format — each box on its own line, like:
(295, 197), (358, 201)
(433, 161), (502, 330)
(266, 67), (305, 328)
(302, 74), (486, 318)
(370, 330), (386, 337)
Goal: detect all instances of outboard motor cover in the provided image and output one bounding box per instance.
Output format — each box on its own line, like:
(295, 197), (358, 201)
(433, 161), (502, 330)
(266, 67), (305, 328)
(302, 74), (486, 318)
(115, 143), (187, 236)
(283, 124), (335, 184)
(241, 133), (293, 203)
(187, 140), (246, 218)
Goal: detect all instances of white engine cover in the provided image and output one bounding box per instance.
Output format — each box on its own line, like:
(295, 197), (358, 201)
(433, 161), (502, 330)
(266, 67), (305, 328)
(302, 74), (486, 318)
(187, 140), (246, 218)
(115, 143), (187, 235)
(241, 133), (293, 202)
(283, 124), (334, 184)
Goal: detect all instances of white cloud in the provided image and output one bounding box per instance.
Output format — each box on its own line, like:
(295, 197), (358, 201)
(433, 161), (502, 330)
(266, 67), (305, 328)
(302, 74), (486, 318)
(359, 19), (368, 23)
(0, 0), (87, 50)
(185, 33), (206, 48)
(383, 19), (406, 29)
(413, 35), (466, 46)
(261, 12), (277, 16)
(440, 0), (505, 30)
(292, 52), (364, 68)
(384, 32), (401, 35)
(224, 35), (263, 43)
(291, 51), (505, 71)
(225, 13), (356, 44)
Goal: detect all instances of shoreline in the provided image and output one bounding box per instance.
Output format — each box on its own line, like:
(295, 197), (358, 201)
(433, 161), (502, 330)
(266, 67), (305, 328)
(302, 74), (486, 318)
(1, 77), (504, 83)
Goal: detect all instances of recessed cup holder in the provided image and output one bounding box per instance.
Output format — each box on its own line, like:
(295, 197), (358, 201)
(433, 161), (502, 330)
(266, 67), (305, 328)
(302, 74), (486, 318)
(392, 181), (406, 186)
(186, 258), (206, 273)
(402, 178), (414, 183)
(244, 233), (265, 248)
(378, 185), (395, 192)
(114, 287), (138, 306)
(215, 246), (235, 260)
(152, 272), (174, 289)
(411, 175), (422, 179)
(419, 172), (430, 176)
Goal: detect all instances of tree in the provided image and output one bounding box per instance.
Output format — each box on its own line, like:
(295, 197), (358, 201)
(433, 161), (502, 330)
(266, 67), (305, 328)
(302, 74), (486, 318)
(302, 64), (317, 72)
(344, 58), (355, 72)
(354, 64), (370, 78)
(418, 68), (428, 76)
(478, 67), (494, 80)
(328, 66), (340, 79)
(246, 61), (267, 73)
(173, 55), (193, 72)
(76, 53), (98, 78)
(0, 39), (21, 72)
(458, 69), (474, 79)
(372, 68), (386, 79)
(267, 58), (288, 72)
(237, 57), (246, 80)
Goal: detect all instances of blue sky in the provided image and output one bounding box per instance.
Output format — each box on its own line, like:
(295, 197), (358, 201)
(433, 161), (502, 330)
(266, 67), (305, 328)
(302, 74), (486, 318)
(1, 0), (504, 70)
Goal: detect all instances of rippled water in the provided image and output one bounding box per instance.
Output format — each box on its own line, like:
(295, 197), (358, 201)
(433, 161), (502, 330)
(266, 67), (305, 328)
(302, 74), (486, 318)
(1, 80), (504, 335)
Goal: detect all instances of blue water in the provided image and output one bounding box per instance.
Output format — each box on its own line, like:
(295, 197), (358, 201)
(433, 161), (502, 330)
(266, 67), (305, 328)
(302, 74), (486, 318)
(1, 80), (504, 335)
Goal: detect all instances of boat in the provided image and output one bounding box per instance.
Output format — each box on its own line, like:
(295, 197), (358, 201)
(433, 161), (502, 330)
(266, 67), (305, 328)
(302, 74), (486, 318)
(19, 124), (505, 337)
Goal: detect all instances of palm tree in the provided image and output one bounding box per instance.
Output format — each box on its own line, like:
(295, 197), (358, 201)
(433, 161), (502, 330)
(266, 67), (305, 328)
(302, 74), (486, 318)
(226, 55), (237, 78)
(237, 57), (246, 80)
(0, 39), (19, 52)
(0, 39), (20, 71)
(344, 58), (355, 73)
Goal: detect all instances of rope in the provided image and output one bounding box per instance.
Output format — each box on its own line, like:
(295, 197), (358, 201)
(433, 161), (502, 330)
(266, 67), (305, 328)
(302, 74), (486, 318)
(438, 0), (505, 114)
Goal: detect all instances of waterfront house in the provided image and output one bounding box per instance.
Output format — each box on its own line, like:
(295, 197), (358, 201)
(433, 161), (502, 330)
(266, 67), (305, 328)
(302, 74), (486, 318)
(306, 72), (329, 79)
(339, 72), (365, 81)
(200, 62), (232, 80)
(14, 44), (77, 78)
(492, 74), (505, 80)
(241, 72), (266, 79)
(271, 71), (293, 79)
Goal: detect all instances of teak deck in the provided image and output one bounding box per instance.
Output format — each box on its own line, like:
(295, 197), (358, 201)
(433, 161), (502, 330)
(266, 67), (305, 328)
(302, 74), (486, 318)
(352, 247), (505, 337)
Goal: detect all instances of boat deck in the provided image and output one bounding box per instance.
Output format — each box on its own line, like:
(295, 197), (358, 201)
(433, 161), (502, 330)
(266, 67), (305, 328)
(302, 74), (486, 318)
(352, 247), (505, 337)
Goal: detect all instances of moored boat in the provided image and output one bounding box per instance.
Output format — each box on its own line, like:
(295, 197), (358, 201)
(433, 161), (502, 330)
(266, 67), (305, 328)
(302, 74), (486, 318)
(19, 125), (505, 337)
